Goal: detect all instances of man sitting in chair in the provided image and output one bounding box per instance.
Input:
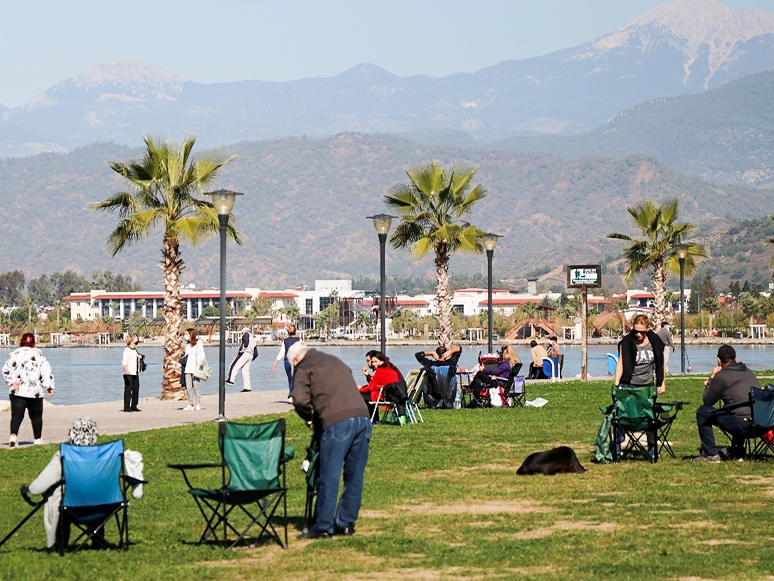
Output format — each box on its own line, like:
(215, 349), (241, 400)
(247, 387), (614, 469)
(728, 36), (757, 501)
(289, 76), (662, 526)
(415, 344), (462, 409)
(22, 418), (144, 551)
(694, 345), (760, 463)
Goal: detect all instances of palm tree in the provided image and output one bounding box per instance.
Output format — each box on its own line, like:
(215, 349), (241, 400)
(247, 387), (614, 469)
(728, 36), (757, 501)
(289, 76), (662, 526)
(91, 135), (240, 399)
(385, 160), (487, 347)
(607, 198), (706, 328)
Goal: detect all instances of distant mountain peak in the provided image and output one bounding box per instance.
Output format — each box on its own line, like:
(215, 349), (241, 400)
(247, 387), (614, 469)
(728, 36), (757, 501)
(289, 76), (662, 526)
(23, 61), (185, 111)
(69, 61), (186, 91)
(590, 0), (774, 87)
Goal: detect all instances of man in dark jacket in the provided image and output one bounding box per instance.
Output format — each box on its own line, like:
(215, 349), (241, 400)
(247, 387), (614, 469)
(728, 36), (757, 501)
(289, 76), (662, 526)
(694, 344), (760, 463)
(289, 343), (372, 538)
(415, 344), (462, 409)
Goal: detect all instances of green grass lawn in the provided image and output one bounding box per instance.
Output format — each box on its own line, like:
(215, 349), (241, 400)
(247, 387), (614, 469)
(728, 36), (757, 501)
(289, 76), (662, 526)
(2, 376), (774, 581)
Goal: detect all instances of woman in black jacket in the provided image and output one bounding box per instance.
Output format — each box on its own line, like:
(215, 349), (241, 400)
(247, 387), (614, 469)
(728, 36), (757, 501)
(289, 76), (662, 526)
(614, 314), (666, 394)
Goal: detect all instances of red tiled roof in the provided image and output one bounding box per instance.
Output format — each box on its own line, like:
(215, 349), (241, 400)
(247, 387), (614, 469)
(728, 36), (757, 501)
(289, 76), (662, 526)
(63, 291), (252, 301)
(629, 293), (654, 299)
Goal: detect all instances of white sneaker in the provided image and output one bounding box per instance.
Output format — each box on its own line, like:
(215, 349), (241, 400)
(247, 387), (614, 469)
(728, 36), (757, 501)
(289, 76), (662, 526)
(194, 404), (201, 411)
(182, 404), (194, 411)
(9, 434), (17, 448)
(33, 438), (43, 445)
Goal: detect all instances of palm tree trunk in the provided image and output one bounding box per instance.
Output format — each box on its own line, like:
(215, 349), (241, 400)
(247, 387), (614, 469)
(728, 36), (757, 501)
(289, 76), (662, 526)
(434, 243), (453, 348)
(652, 260), (667, 329)
(160, 235), (185, 400)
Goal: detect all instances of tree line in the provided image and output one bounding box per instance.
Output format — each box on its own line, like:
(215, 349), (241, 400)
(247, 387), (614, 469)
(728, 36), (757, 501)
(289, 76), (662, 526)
(0, 269), (141, 308)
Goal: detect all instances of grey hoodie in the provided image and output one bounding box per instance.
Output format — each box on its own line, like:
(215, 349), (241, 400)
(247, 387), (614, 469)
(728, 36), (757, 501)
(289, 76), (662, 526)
(703, 361), (761, 418)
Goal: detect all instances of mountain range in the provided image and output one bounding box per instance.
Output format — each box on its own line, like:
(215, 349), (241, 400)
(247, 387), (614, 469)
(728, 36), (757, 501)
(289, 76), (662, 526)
(1, 0), (773, 159)
(0, 135), (770, 292)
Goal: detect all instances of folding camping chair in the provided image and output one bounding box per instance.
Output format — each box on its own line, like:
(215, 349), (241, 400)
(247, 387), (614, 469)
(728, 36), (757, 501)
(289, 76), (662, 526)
(606, 353), (618, 377)
(302, 430), (321, 533)
(405, 369), (426, 423)
(168, 419), (294, 549)
(718, 386), (774, 459)
(604, 385), (684, 464)
(502, 364), (526, 408)
(542, 357), (559, 382)
(0, 439), (144, 554)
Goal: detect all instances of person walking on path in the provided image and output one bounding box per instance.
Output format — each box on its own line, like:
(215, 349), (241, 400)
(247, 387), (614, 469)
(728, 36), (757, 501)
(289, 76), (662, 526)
(656, 322), (676, 374)
(182, 328), (206, 411)
(694, 345), (760, 463)
(271, 324), (300, 394)
(3, 333), (55, 447)
(226, 327), (257, 392)
(288, 342), (372, 539)
(122, 335), (143, 412)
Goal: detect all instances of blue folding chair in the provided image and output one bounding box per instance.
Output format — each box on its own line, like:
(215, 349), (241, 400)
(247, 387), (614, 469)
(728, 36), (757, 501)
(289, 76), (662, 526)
(57, 440), (140, 554)
(542, 357), (559, 382)
(606, 353), (618, 377)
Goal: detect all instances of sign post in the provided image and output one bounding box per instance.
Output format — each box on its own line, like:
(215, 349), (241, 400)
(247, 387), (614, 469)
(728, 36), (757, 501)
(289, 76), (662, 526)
(567, 265), (602, 381)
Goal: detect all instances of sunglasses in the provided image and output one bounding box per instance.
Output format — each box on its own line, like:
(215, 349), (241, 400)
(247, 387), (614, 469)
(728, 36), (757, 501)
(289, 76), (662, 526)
(633, 329), (648, 335)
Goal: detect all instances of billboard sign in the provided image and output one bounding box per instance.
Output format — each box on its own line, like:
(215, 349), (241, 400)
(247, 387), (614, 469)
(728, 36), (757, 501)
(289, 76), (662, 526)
(567, 265), (602, 288)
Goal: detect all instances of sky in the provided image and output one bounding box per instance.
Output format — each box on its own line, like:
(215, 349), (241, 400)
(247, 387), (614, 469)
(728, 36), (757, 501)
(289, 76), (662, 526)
(1, 0), (773, 108)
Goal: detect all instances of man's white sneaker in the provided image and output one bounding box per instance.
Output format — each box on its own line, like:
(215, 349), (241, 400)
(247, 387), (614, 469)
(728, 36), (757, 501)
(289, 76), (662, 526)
(183, 404), (194, 411)
(194, 404), (201, 411)
(9, 434), (17, 448)
(33, 438), (43, 445)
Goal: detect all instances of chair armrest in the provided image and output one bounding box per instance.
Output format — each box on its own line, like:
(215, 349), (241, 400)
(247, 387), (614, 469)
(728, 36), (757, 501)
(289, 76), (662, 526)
(20, 479), (63, 506)
(122, 475), (149, 486)
(282, 445), (295, 463)
(167, 462), (223, 471)
(713, 401), (751, 417)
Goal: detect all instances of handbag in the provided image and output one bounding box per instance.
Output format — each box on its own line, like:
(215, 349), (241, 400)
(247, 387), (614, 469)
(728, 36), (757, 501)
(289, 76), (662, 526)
(137, 351), (147, 373)
(193, 363), (211, 381)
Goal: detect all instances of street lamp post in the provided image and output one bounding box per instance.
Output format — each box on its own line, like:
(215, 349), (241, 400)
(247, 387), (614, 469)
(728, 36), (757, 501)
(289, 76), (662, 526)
(482, 233), (501, 353)
(204, 189), (243, 422)
(674, 243), (690, 375)
(367, 214), (395, 354)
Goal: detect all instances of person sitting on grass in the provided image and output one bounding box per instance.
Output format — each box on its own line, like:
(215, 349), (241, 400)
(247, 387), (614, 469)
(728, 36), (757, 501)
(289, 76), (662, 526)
(694, 344), (760, 463)
(21, 417), (144, 552)
(359, 352), (402, 422)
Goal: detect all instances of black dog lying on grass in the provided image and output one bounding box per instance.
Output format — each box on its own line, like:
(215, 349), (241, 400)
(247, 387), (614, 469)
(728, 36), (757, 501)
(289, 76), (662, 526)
(517, 446), (587, 475)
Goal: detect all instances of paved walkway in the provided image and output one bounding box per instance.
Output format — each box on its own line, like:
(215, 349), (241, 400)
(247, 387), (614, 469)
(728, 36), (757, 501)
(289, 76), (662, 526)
(1, 390), (292, 448)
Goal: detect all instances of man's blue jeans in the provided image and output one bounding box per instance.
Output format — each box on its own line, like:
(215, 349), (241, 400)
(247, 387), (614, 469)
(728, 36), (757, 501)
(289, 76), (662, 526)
(313, 415), (372, 534)
(696, 404), (750, 455)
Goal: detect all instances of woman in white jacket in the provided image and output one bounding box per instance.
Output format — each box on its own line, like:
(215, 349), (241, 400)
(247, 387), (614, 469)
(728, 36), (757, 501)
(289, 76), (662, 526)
(2, 333), (55, 447)
(183, 328), (206, 411)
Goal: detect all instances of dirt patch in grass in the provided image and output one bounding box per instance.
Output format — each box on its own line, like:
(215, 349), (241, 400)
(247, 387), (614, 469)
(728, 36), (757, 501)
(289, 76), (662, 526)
(410, 500), (552, 515)
(737, 476), (774, 496)
(670, 521), (716, 529)
(510, 520), (617, 540)
(699, 539), (747, 546)
(409, 464), (512, 480)
(468, 521), (495, 527)
(336, 566), (559, 580)
(360, 509), (392, 519)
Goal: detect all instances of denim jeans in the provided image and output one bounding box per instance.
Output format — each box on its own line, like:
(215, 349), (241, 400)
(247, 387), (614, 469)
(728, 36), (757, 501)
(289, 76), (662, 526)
(313, 415), (372, 534)
(696, 404), (751, 456)
(284, 359), (293, 393)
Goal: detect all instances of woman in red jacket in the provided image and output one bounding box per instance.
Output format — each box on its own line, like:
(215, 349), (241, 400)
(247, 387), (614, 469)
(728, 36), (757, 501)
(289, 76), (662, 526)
(360, 352), (401, 421)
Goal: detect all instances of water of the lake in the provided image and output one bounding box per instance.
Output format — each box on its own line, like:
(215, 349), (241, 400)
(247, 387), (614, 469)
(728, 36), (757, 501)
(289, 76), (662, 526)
(2, 344), (772, 406)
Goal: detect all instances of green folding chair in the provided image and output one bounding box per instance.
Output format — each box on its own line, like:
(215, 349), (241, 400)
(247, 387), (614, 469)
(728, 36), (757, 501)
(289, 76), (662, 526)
(169, 419), (294, 549)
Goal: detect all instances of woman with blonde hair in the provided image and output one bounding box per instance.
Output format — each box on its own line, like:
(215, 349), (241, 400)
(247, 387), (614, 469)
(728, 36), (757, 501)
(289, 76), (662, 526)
(183, 328), (206, 411)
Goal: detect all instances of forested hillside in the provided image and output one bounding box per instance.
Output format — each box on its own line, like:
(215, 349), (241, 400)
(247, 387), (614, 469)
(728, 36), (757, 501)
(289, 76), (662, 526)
(0, 134), (770, 292)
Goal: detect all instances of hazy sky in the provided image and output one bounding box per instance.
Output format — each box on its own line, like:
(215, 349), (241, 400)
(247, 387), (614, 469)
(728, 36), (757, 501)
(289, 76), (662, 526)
(1, 0), (773, 108)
